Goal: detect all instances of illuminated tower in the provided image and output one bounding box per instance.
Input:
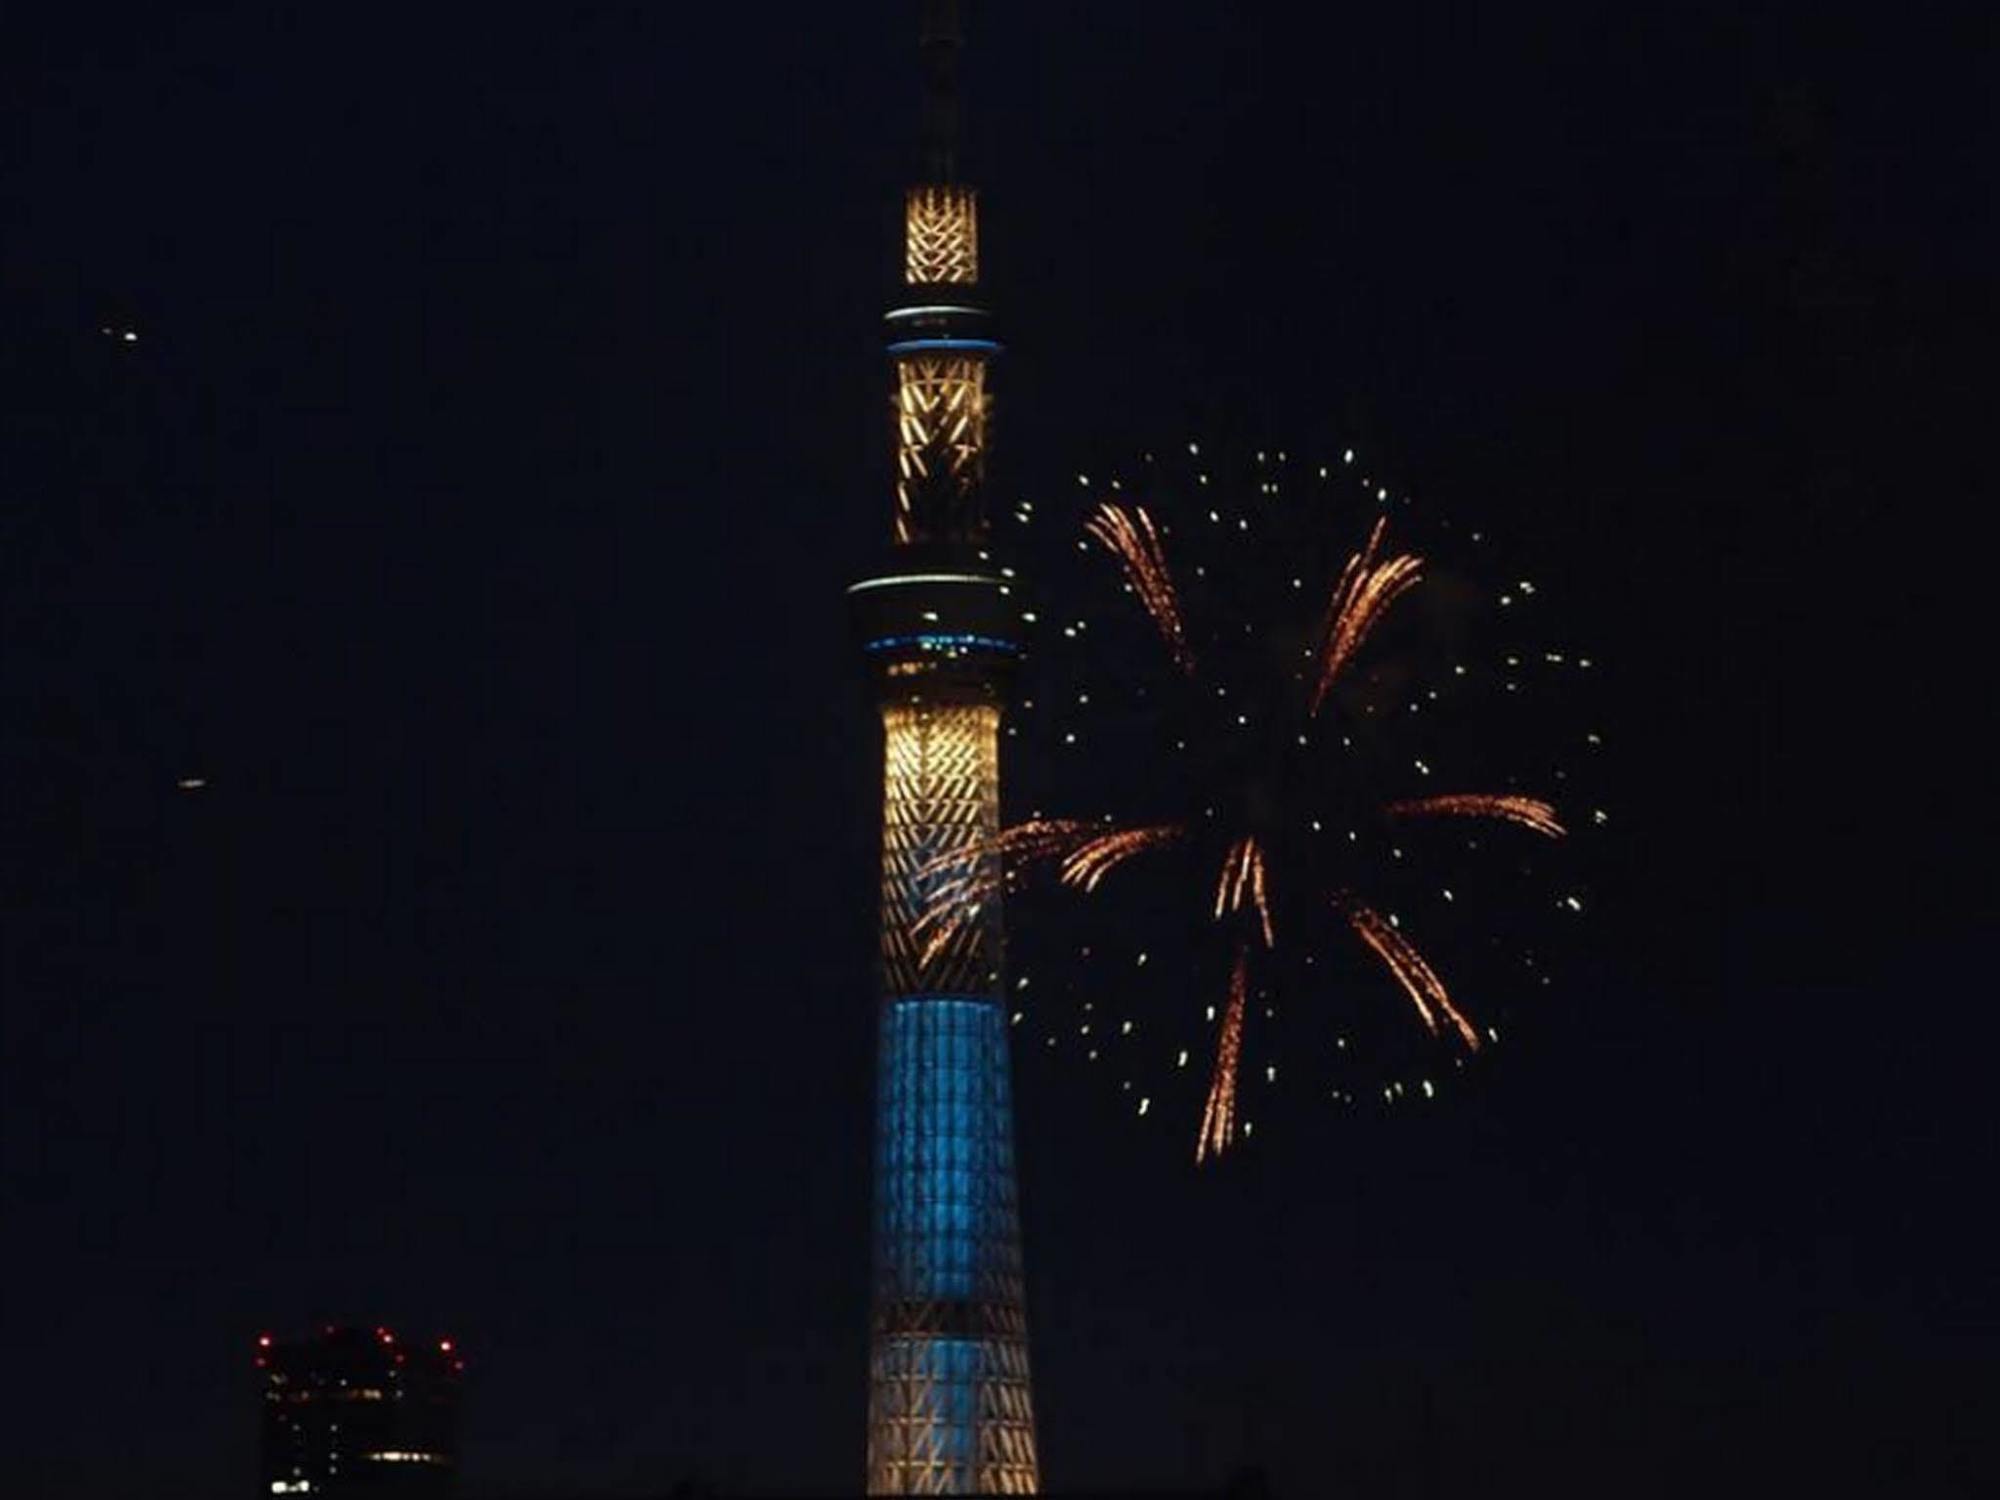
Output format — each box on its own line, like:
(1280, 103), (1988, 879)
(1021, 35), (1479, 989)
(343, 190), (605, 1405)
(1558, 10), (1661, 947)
(847, 3), (1039, 1493)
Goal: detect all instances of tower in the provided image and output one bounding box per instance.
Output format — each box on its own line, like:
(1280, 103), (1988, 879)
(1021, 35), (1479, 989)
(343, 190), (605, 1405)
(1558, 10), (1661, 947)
(847, 3), (1039, 1493)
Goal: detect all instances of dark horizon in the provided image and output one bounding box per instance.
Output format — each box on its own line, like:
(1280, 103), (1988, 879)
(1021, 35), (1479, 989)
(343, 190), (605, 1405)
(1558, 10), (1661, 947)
(2, 3), (1990, 1497)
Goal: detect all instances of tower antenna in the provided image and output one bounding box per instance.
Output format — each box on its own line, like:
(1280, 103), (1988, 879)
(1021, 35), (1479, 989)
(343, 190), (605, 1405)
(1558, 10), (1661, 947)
(919, 0), (964, 181)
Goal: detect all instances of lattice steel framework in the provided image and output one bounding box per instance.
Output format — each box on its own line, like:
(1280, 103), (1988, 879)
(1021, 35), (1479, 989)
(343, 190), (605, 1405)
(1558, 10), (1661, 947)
(879, 705), (1002, 995)
(868, 708), (1037, 1494)
(858, 5), (1039, 1492)
(905, 186), (980, 286)
(894, 357), (990, 546)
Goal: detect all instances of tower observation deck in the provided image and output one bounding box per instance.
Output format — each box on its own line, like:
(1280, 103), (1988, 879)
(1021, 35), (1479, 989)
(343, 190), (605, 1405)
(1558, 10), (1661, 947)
(847, 3), (1039, 1494)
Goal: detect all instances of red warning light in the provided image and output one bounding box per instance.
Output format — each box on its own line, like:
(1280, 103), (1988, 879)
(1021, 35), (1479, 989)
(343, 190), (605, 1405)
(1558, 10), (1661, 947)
(257, 1334), (273, 1348)
(438, 1339), (453, 1353)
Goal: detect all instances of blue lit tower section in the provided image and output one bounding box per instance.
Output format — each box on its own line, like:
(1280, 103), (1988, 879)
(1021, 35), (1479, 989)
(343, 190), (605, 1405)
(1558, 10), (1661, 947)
(847, 3), (1038, 1493)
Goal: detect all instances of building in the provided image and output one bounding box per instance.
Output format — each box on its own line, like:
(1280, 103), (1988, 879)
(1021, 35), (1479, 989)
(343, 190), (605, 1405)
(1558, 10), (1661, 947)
(256, 1326), (463, 1496)
(846, 4), (1039, 1494)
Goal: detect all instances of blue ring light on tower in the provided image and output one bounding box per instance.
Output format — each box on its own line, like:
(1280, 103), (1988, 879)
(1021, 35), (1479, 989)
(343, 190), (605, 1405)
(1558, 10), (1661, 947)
(885, 337), (1005, 356)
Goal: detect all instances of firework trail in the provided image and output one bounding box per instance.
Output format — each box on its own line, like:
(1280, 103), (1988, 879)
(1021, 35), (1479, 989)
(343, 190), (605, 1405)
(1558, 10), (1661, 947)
(1309, 516), (1425, 715)
(1342, 901), (1483, 1052)
(1196, 949), (1249, 1164)
(1086, 503), (1196, 676)
(1212, 836), (1275, 947)
(913, 819), (1100, 960)
(916, 820), (1182, 959)
(918, 819), (1096, 901)
(1059, 825), (1184, 892)
(1386, 793), (1567, 838)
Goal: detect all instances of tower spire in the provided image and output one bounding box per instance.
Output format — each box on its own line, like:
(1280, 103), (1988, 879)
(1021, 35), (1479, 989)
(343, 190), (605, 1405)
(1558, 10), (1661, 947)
(919, 0), (964, 181)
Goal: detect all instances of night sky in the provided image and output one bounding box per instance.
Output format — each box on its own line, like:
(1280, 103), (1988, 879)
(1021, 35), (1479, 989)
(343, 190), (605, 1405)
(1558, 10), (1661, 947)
(2, 4), (1990, 1497)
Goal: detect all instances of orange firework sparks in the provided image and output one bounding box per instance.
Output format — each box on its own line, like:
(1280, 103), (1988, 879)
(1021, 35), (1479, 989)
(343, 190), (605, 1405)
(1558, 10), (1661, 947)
(912, 856), (999, 935)
(1087, 502), (1196, 675)
(916, 818), (1097, 895)
(1196, 949), (1250, 1164)
(1309, 516), (1424, 715)
(912, 867), (993, 965)
(1211, 835), (1275, 947)
(999, 446), (1597, 1153)
(920, 819), (1182, 973)
(993, 818), (1107, 866)
(1343, 901), (1482, 1052)
(1058, 825), (1182, 892)
(1248, 839), (1272, 947)
(1385, 793), (1567, 838)
(912, 819), (1100, 954)
(917, 918), (969, 970)
(914, 860), (995, 920)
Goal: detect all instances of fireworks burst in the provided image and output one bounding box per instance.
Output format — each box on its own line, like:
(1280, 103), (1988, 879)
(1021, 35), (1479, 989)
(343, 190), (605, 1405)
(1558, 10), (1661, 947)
(958, 443), (1602, 1161)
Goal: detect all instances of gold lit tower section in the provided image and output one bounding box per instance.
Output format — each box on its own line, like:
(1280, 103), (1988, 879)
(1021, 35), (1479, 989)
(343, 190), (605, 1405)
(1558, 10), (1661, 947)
(848, 3), (1038, 1493)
